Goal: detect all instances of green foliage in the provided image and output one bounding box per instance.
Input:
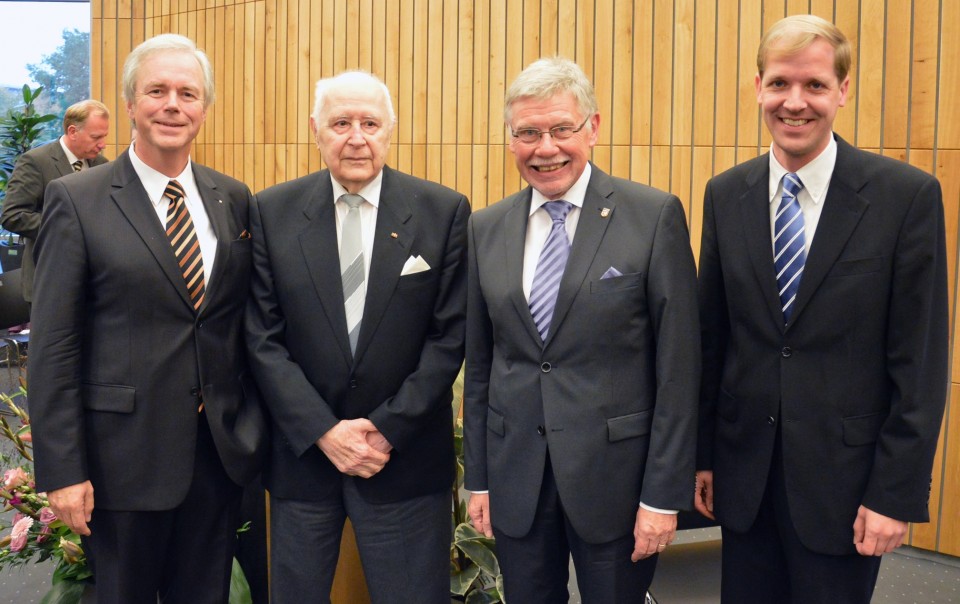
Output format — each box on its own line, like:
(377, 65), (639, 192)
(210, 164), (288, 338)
(0, 85), (57, 205)
(27, 30), (91, 121)
(450, 369), (505, 603)
(229, 557), (253, 604)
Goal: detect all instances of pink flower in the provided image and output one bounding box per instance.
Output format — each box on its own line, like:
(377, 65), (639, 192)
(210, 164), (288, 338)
(39, 507), (57, 524)
(9, 516), (34, 552)
(19, 430), (32, 443)
(3, 467), (29, 489)
(36, 524), (51, 544)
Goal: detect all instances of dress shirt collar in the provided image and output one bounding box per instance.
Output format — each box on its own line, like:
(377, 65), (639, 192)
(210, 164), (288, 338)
(768, 135), (837, 206)
(59, 136), (82, 168)
(128, 142), (198, 211)
(331, 171), (383, 208)
(529, 163), (591, 216)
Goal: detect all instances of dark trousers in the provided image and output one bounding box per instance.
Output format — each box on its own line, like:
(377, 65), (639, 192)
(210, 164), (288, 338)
(720, 433), (882, 604)
(83, 413), (243, 604)
(493, 456), (657, 604)
(270, 478), (450, 604)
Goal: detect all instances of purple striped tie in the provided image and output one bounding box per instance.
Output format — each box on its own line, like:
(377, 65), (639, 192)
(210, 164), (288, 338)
(529, 200), (573, 342)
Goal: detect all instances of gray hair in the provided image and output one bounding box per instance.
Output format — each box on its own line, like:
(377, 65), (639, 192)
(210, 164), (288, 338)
(504, 57), (598, 126)
(122, 34), (215, 108)
(311, 71), (396, 124)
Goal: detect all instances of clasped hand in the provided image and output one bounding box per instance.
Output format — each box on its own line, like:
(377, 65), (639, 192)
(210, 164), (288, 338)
(316, 418), (392, 478)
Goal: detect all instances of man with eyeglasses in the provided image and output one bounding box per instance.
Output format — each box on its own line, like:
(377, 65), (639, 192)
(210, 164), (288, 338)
(463, 56), (700, 603)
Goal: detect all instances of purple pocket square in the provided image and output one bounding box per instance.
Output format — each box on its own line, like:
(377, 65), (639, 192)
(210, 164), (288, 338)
(601, 267), (623, 279)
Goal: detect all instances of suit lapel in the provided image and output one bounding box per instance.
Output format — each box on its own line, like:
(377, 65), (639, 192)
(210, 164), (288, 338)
(298, 172), (355, 362)
(504, 190), (543, 345)
(738, 160), (786, 329)
(45, 143), (72, 178)
(546, 167), (614, 346)
(789, 138), (869, 324)
(356, 167), (414, 362)
(109, 151), (197, 310)
(194, 165), (231, 312)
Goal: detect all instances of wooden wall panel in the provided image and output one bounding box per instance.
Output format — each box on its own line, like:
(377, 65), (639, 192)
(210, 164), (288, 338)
(91, 0), (959, 568)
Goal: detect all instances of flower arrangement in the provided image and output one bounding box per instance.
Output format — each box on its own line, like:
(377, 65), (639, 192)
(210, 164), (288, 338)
(0, 383), (92, 602)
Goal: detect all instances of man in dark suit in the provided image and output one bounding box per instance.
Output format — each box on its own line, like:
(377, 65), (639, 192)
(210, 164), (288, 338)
(463, 57), (700, 603)
(245, 71), (469, 603)
(29, 34), (266, 604)
(0, 99), (109, 302)
(695, 15), (948, 603)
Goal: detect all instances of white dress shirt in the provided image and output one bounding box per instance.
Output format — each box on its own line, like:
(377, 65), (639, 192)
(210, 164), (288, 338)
(128, 143), (217, 289)
(59, 137), (84, 169)
(332, 171), (384, 282)
(767, 136), (838, 256)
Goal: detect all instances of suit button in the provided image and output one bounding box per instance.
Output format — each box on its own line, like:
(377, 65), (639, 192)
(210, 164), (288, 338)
(781, 347), (792, 358)
(349, 379), (358, 389)
(537, 425), (546, 435)
(190, 387), (200, 396)
(767, 416), (776, 426)
(541, 362), (552, 373)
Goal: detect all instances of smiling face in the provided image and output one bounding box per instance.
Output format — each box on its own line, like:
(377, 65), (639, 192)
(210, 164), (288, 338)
(126, 51), (207, 173)
(756, 38), (849, 172)
(507, 92), (599, 200)
(310, 81), (393, 193)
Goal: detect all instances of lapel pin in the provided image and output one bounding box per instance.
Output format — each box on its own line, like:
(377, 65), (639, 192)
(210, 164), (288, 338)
(218, 199), (223, 204)
(390, 232), (398, 239)
(600, 207), (611, 218)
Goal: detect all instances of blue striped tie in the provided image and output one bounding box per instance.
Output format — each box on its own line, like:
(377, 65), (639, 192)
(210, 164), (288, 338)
(529, 200), (573, 342)
(774, 173), (805, 322)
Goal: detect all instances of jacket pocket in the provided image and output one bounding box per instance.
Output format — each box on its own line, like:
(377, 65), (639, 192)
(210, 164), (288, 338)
(717, 388), (738, 422)
(590, 271), (644, 294)
(487, 407), (505, 436)
(830, 256), (883, 277)
(842, 412), (885, 446)
(82, 382), (136, 413)
(607, 409), (652, 442)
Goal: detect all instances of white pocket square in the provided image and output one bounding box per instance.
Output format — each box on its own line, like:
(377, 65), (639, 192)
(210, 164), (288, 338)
(601, 266), (623, 279)
(401, 255), (431, 276)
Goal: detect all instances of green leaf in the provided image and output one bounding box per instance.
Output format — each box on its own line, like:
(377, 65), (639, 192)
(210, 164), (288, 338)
(465, 588), (500, 604)
(228, 557), (252, 604)
(450, 564), (481, 596)
(454, 525), (500, 577)
(40, 580), (86, 604)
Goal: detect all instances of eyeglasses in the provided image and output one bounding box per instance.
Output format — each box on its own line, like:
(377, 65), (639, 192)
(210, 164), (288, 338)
(510, 116), (591, 145)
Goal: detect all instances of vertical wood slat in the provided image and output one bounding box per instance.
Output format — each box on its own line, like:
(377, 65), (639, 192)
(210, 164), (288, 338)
(91, 0), (960, 568)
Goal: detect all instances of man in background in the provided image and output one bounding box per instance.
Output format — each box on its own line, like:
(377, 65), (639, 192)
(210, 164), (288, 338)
(29, 34), (266, 603)
(696, 15), (948, 603)
(0, 99), (109, 303)
(464, 57), (700, 603)
(246, 71), (469, 603)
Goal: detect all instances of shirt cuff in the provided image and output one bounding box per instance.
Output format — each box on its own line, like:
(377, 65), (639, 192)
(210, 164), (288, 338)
(639, 502), (678, 514)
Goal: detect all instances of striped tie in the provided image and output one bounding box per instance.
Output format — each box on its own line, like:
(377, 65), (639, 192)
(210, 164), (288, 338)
(774, 173), (805, 322)
(340, 194), (366, 355)
(529, 200), (573, 342)
(72, 160), (83, 173)
(164, 180), (205, 311)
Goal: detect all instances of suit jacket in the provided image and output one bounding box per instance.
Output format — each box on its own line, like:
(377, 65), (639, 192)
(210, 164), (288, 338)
(463, 165), (700, 544)
(29, 149), (267, 511)
(697, 135), (948, 555)
(0, 140), (108, 302)
(246, 166), (470, 504)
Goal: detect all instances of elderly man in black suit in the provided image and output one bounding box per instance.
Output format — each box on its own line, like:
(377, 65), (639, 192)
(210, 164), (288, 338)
(695, 15), (948, 603)
(0, 99), (109, 303)
(29, 34), (267, 604)
(245, 71), (469, 603)
(464, 57), (700, 603)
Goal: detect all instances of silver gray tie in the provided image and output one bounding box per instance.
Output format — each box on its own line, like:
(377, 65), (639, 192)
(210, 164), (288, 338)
(340, 194), (365, 355)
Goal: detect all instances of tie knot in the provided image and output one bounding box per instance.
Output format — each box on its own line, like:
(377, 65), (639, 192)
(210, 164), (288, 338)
(341, 193), (365, 210)
(543, 200), (573, 223)
(782, 173), (804, 198)
(164, 179), (186, 201)
(71, 160), (83, 173)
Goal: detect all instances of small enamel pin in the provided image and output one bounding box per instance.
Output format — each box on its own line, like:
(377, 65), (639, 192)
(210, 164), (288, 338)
(600, 207), (611, 218)
(390, 232), (399, 239)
